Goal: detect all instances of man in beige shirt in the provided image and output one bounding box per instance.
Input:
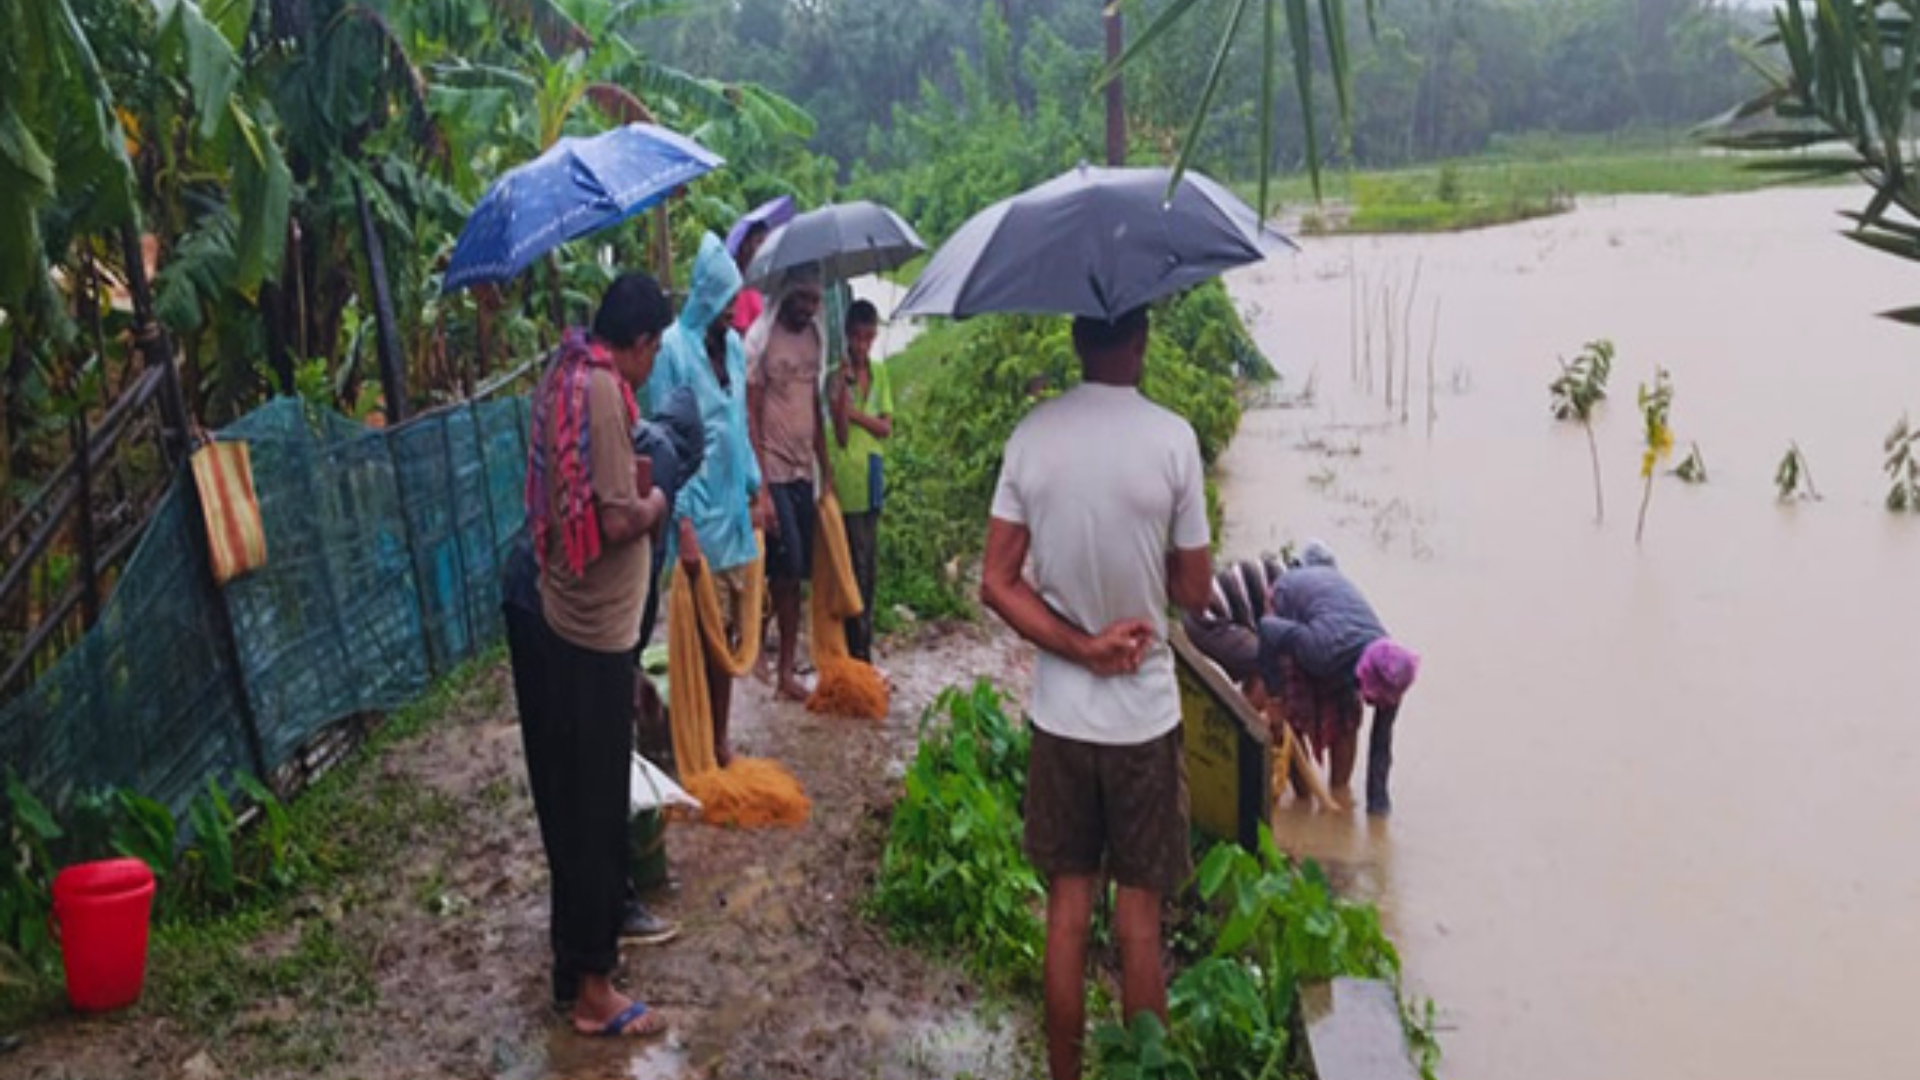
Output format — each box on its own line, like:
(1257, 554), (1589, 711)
(519, 273), (671, 1040)
(744, 267), (831, 702)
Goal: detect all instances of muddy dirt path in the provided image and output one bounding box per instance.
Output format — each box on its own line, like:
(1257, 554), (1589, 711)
(8, 621), (1037, 1080)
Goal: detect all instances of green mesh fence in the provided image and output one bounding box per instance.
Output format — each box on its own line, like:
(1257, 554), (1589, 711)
(0, 395), (532, 815)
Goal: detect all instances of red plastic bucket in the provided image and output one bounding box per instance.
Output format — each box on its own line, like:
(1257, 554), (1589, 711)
(51, 858), (156, 1012)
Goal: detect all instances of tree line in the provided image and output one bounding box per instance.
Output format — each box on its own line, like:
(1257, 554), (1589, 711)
(655, 0), (1765, 177)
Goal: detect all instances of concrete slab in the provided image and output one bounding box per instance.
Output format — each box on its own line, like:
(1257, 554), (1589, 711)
(1301, 978), (1420, 1080)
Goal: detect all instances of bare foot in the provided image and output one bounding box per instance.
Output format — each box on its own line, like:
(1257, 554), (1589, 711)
(1328, 785), (1356, 812)
(714, 744), (734, 769)
(776, 678), (811, 703)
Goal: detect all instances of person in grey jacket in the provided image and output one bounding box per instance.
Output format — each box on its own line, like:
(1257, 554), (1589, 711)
(1257, 543), (1419, 815)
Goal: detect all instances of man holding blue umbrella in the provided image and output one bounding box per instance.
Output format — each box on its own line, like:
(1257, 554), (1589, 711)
(519, 273), (674, 1041)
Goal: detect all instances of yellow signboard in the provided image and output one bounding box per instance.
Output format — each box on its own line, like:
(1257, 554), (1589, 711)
(1173, 628), (1271, 848)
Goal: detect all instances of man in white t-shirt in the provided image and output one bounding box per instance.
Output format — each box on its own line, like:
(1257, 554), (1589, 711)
(982, 305), (1214, 1080)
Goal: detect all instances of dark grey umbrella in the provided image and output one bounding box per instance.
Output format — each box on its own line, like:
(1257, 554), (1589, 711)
(744, 200), (927, 287)
(895, 165), (1292, 320)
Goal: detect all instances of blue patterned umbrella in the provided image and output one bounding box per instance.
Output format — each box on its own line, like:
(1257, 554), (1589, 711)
(443, 123), (724, 293)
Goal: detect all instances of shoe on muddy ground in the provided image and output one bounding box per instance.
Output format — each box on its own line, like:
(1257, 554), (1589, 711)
(619, 900), (679, 946)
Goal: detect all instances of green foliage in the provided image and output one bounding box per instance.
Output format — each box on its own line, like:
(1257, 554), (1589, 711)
(1197, 828), (1400, 986)
(870, 681), (1045, 988)
(1093, 826), (1411, 1080)
(1673, 442), (1708, 484)
(0, 773), (63, 983)
(850, 10), (1098, 248)
(1093, 1013), (1202, 1080)
(879, 284), (1255, 619)
(1166, 958), (1290, 1077)
(1551, 339), (1614, 522)
(1705, 0), (1920, 325)
(1775, 440), (1820, 503)
(2, 654), (488, 1027)
(1636, 368), (1675, 544)
(1549, 339), (1614, 422)
(1884, 414), (1920, 512)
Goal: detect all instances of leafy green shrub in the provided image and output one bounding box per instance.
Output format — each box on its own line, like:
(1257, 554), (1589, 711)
(870, 680), (1044, 987)
(0, 774), (63, 983)
(877, 284), (1256, 621)
(0, 769), (308, 977)
(1093, 827), (1408, 1080)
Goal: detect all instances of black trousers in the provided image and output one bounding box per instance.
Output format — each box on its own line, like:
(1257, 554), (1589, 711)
(1366, 703), (1398, 813)
(842, 510), (880, 663)
(507, 604), (634, 978)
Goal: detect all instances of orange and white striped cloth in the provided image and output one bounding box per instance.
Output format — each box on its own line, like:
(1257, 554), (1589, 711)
(190, 439), (268, 585)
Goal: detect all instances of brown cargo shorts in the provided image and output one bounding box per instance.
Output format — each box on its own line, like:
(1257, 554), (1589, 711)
(1024, 724), (1191, 896)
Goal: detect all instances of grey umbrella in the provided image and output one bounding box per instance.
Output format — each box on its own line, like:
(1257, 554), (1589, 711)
(744, 200), (927, 288)
(895, 165), (1292, 320)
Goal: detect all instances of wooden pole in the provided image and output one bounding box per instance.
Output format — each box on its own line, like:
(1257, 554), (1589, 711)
(1104, 1), (1127, 166)
(355, 176), (409, 422)
(117, 227), (192, 466)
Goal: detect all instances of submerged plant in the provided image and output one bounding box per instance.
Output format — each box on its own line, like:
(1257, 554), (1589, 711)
(1673, 442), (1708, 484)
(1884, 415), (1920, 512)
(1636, 368), (1675, 544)
(1775, 441), (1821, 502)
(1549, 340), (1615, 522)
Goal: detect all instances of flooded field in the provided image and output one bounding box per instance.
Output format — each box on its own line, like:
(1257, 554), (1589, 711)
(1222, 187), (1920, 1080)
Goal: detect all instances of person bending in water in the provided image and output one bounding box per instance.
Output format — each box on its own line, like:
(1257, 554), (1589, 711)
(1256, 542), (1420, 816)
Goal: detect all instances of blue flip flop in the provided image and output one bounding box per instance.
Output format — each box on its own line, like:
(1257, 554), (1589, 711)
(589, 1000), (657, 1038)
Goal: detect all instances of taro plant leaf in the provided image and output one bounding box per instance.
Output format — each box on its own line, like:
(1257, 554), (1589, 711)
(187, 779), (237, 900)
(5, 774), (62, 843)
(113, 790), (178, 881)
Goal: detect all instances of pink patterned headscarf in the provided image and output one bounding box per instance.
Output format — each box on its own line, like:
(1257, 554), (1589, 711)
(1357, 639), (1420, 707)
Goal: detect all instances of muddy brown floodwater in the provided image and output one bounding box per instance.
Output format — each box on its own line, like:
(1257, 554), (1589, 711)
(1222, 186), (1920, 1080)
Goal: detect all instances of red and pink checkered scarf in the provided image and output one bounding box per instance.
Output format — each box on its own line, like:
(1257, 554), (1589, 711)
(524, 329), (638, 576)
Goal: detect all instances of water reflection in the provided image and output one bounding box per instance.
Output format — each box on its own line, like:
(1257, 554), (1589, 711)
(1225, 187), (1920, 1080)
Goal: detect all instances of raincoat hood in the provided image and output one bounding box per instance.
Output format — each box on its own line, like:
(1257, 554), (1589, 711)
(679, 232), (743, 333)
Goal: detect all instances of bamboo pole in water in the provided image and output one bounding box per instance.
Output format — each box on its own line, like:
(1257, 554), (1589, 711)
(1401, 258), (1423, 425)
(1380, 282), (1395, 409)
(1349, 255), (1359, 387)
(1426, 297), (1442, 438)
(1360, 274), (1374, 395)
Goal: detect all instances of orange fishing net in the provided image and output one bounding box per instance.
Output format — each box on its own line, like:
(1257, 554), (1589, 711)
(806, 491), (890, 721)
(666, 542), (811, 827)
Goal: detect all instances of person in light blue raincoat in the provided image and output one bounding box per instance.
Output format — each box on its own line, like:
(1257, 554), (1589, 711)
(646, 232), (771, 765)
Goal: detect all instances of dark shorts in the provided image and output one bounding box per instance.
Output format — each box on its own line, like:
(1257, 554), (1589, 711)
(1024, 724), (1192, 896)
(766, 480), (816, 582)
